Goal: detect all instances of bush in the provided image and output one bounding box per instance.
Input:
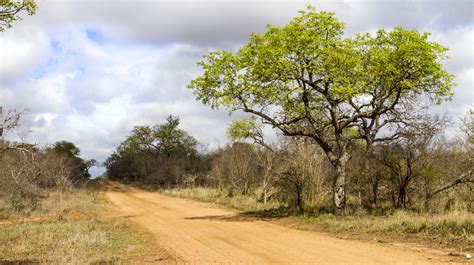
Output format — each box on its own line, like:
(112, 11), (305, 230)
(6, 181), (41, 212)
(277, 142), (329, 212)
(0, 146), (83, 213)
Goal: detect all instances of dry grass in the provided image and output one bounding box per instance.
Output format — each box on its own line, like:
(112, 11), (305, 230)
(160, 186), (284, 213)
(2, 219), (122, 263)
(0, 181), (170, 264)
(304, 210), (473, 241)
(0, 182), (106, 221)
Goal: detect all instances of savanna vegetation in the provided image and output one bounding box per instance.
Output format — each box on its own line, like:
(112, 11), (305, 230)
(105, 7), (473, 252)
(0, 111), (170, 263)
(107, 110), (473, 247)
(0, 3), (172, 263)
(1, 2), (472, 262)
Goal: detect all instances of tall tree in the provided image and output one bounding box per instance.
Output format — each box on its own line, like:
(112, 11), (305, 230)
(188, 6), (454, 212)
(0, 0), (36, 31)
(153, 115), (198, 157)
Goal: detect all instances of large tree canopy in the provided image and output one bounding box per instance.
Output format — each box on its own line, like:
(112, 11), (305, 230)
(188, 6), (455, 212)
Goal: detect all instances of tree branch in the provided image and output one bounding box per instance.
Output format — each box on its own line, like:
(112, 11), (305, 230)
(430, 171), (473, 197)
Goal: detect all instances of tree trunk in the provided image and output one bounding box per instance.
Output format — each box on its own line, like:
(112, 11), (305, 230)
(333, 158), (347, 214)
(0, 106), (3, 138)
(296, 180), (304, 213)
(0, 106), (4, 149)
(371, 180), (378, 205)
(398, 186), (405, 207)
(263, 180), (268, 204)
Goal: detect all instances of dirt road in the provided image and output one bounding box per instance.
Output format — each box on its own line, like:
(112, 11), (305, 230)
(104, 181), (448, 264)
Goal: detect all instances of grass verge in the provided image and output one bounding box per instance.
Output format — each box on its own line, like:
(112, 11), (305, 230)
(0, 180), (171, 264)
(160, 186), (284, 213)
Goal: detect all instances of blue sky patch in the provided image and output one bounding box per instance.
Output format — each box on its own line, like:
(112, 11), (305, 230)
(86, 28), (105, 44)
(50, 40), (62, 52)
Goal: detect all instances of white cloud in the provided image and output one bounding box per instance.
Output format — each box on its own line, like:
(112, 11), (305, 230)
(0, 28), (50, 82)
(0, 0), (472, 177)
(434, 68), (474, 118)
(1, 71), (77, 115)
(429, 27), (474, 73)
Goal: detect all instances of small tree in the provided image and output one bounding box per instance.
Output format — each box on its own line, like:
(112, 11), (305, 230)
(461, 106), (474, 145)
(0, 107), (26, 149)
(227, 117), (280, 203)
(376, 116), (445, 208)
(50, 140), (92, 179)
(189, 6), (454, 213)
(209, 143), (258, 196)
(278, 140), (327, 213)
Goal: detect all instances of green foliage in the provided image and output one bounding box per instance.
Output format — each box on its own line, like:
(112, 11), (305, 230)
(52, 141), (81, 157)
(189, 6), (453, 112)
(105, 115), (202, 184)
(188, 5), (455, 155)
(154, 115), (198, 157)
(0, 0), (37, 31)
(189, 6), (455, 211)
(226, 116), (263, 142)
(50, 140), (92, 178)
(117, 115), (197, 158)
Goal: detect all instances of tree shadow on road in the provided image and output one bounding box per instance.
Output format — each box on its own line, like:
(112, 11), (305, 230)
(184, 206), (293, 222)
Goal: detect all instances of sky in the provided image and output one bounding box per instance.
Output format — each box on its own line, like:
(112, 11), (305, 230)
(0, 0), (473, 177)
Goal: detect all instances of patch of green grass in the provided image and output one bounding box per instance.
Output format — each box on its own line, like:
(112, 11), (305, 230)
(106, 220), (144, 251)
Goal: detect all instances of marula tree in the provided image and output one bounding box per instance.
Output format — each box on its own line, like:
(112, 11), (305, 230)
(188, 6), (454, 213)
